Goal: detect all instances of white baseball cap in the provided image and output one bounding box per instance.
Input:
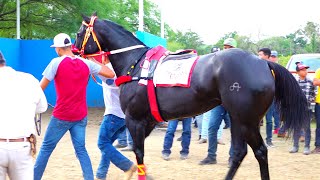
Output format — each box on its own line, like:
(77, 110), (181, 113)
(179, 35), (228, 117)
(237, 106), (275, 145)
(50, 33), (72, 48)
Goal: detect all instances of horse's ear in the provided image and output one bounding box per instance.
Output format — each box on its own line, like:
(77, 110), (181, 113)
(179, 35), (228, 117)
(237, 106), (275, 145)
(92, 11), (97, 17)
(81, 13), (90, 23)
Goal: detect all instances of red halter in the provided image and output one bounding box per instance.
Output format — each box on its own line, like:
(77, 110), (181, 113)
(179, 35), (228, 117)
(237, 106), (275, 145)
(78, 16), (108, 59)
(73, 16), (145, 63)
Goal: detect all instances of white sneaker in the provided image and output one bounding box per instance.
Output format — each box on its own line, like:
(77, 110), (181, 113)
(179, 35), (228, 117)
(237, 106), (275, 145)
(121, 145), (133, 151)
(303, 147), (311, 155)
(162, 154), (170, 161)
(124, 164), (137, 180)
(289, 146), (298, 153)
(198, 138), (207, 144)
(180, 154), (188, 160)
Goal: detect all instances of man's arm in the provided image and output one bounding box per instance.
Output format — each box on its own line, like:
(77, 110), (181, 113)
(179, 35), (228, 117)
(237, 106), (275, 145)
(28, 75), (48, 113)
(314, 78), (320, 86)
(36, 86), (48, 113)
(99, 66), (115, 78)
(40, 77), (50, 90)
(314, 69), (320, 86)
(87, 57), (115, 78)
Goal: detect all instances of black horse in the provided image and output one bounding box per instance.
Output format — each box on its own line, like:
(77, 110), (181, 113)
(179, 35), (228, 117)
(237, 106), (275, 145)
(74, 13), (309, 180)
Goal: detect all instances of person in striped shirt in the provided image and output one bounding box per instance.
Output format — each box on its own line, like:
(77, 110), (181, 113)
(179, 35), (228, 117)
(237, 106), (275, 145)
(289, 62), (315, 155)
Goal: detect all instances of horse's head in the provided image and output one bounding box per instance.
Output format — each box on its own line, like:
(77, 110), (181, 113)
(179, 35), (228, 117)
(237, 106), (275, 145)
(74, 12), (104, 57)
(74, 12), (146, 58)
(74, 12), (148, 76)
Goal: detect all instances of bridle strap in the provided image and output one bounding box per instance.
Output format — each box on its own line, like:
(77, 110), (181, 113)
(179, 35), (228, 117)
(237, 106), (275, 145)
(79, 45), (145, 59)
(77, 16), (147, 87)
(107, 45), (145, 55)
(81, 16), (102, 54)
(79, 16), (145, 58)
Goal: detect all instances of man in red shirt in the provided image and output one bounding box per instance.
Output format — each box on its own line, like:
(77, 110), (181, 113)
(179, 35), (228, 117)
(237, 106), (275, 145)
(34, 33), (114, 180)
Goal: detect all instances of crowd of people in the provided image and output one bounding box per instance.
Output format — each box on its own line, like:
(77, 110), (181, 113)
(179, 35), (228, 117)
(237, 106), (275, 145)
(116, 38), (320, 167)
(0, 34), (320, 180)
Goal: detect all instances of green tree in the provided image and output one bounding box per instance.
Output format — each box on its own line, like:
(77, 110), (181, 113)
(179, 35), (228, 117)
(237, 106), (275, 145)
(167, 41), (184, 52)
(165, 25), (185, 51)
(285, 29), (307, 54)
(303, 21), (320, 53)
(213, 32), (257, 53)
(105, 0), (160, 35)
(197, 44), (212, 55)
(257, 36), (294, 56)
(236, 35), (257, 53)
(0, 0), (161, 39)
(165, 26), (209, 54)
(0, 0), (96, 39)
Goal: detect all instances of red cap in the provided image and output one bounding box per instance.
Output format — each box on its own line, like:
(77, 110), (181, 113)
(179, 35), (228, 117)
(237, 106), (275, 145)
(296, 62), (309, 71)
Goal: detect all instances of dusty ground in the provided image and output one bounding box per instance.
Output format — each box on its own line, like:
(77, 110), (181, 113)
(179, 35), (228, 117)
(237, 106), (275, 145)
(37, 108), (320, 180)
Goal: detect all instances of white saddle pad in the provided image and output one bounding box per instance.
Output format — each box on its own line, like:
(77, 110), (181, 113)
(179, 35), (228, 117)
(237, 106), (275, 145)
(138, 55), (198, 87)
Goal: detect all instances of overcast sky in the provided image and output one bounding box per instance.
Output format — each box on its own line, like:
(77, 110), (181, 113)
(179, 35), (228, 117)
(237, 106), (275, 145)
(150, 0), (320, 44)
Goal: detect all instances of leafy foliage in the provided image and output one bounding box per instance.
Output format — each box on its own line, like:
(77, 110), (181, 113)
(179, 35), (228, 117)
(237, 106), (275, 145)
(0, 0), (160, 39)
(166, 27), (211, 54)
(278, 56), (291, 67)
(1, 1), (320, 57)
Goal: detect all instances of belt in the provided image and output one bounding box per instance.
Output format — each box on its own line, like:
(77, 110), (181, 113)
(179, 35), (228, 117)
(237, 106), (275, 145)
(0, 137), (30, 142)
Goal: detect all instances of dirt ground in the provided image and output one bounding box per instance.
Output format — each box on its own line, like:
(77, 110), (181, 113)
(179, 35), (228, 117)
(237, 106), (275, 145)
(37, 108), (320, 180)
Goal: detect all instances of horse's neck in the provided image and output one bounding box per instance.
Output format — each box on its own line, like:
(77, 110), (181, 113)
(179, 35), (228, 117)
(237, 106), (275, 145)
(109, 49), (147, 77)
(99, 21), (147, 77)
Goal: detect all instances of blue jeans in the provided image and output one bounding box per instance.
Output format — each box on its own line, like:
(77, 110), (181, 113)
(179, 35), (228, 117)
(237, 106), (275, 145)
(217, 121), (224, 140)
(34, 116), (93, 180)
(315, 104), (320, 147)
(207, 105), (230, 159)
(117, 128), (133, 146)
(195, 114), (204, 137)
(223, 115), (231, 128)
(201, 114), (209, 139)
(162, 118), (192, 156)
(96, 115), (133, 179)
(278, 123), (286, 134)
(266, 101), (280, 142)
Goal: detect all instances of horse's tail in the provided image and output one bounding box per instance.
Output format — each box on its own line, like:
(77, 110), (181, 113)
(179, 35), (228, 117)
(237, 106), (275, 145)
(267, 61), (309, 134)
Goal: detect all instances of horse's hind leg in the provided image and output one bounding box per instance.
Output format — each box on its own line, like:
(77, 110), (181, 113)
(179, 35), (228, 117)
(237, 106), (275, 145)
(225, 119), (248, 180)
(245, 126), (270, 180)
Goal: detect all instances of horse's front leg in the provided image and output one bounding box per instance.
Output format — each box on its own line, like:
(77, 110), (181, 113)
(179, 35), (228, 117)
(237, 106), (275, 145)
(126, 116), (148, 180)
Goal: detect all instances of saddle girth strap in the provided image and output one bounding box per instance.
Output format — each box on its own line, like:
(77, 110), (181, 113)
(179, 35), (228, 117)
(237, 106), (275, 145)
(145, 46), (168, 123)
(147, 79), (164, 122)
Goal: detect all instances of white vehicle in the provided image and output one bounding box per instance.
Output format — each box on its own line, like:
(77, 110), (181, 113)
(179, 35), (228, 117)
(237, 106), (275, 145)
(286, 54), (320, 112)
(286, 54), (320, 80)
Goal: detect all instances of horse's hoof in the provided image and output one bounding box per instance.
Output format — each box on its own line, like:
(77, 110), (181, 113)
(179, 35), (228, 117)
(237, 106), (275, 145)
(124, 164), (137, 180)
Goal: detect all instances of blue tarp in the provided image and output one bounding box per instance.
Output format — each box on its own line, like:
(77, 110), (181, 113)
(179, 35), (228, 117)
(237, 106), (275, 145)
(0, 32), (166, 107)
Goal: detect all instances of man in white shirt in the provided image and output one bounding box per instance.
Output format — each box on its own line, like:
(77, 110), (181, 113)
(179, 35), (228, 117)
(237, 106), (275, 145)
(88, 56), (137, 180)
(0, 51), (48, 180)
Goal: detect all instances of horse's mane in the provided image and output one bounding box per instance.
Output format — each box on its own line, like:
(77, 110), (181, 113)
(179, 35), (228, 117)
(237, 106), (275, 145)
(101, 19), (145, 45)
